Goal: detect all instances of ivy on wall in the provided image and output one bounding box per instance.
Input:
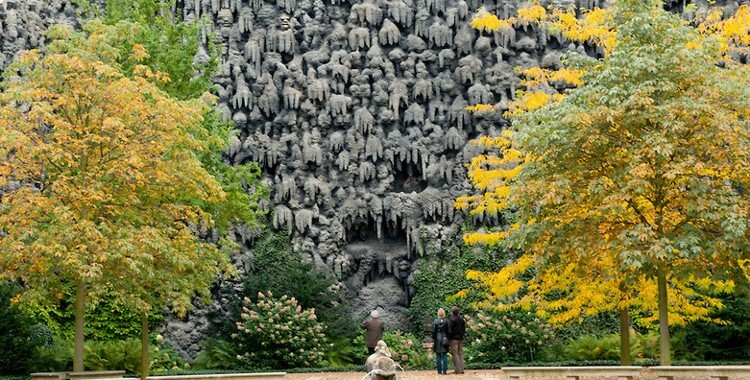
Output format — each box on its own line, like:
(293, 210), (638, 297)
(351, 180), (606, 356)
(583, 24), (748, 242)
(408, 229), (507, 337)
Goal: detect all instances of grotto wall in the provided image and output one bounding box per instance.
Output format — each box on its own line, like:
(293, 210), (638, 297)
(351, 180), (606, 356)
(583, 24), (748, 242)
(0, 0), (79, 71)
(150, 0), (750, 359)
(2, 0), (745, 361)
(186, 0), (627, 338)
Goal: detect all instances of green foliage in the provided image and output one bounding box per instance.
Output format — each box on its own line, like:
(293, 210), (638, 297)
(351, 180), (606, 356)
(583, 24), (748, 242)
(84, 339), (142, 373)
(410, 240), (506, 332)
(95, 0), (217, 100)
(675, 293), (750, 360)
(94, 0), (270, 235)
(352, 330), (431, 369)
(543, 330), (708, 363)
(551, 312), (620, 343)
(557, 334), (623, 361)
(234, 292), (327, 370)
(92, 0), (271, 235)
(209, 232), (350, 342)
(85, 0), (268, 238)
(86, 300), (163, 341)
(28, 337), (185, 374)
(41, 294), (164, 342)
(0, 283), (54, 375)
(28, 337), (73, 372)
(193, 339), (243, 370)
(465, 306), (555, 363)
(324, 338), (363, 367)
(462, 0), (750, 366)
(195, 114), (269, 237)
(382, 330), (431, 369)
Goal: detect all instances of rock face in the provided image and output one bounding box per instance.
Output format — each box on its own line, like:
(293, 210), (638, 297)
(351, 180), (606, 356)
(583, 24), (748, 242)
(3, 0), (742, 361)
(195, 0), (538, 342)
(0, 0), (80, 71)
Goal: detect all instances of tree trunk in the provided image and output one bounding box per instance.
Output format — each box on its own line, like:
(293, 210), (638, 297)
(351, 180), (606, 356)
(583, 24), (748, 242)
(618, 281), (632, 366)
(657, 265), (671, 366)
(74, 279), (86, 372)
(141, 312), (150, 380)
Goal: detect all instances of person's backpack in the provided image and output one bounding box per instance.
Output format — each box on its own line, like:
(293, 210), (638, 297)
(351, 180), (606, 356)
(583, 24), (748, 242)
(436, 318), (449, 347)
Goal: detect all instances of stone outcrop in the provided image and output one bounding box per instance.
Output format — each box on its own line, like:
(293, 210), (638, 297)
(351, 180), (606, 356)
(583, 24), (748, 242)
(0, 0), (80, 72)
(2, 0), (744, 361)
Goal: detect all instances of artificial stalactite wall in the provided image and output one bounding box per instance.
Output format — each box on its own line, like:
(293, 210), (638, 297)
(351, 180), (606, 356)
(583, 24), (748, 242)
(2, 0), (744, 359)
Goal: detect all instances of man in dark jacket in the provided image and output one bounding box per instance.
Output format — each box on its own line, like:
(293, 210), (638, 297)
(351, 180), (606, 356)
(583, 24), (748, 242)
(448, 306), (466, 374)
(361, 309), (384, 354)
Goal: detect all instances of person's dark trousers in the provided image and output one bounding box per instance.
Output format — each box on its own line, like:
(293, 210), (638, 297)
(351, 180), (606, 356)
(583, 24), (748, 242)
(449, 339), (464, 374)
(436, 352), (448, 374)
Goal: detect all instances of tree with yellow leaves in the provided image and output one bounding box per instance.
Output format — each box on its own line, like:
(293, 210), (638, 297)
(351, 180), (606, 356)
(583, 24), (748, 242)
(457, 0), (750, 366)
(0, 20), (242, 372)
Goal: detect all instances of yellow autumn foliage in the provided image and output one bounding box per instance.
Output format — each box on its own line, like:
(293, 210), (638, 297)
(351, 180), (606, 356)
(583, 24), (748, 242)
(465, 104), (498, 113)
(457, 0), (750, 337)
(517, 3), (547, 26)
(0, 21), (236, 339)
(470, 7), (514, 33)
(695, 5), (750, 56)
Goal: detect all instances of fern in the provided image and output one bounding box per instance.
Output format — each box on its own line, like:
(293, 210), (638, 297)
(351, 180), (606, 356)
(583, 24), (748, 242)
(193, 339), (242, 370)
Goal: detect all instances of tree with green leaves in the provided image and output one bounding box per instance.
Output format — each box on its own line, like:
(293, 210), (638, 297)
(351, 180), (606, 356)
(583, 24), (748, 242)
(0, 20), (253, 373)
(90, 3), (267, 375)
(458, 0), (750, 366)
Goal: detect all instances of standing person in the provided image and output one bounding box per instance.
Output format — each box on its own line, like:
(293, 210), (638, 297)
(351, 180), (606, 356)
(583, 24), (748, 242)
(432, 308), (449, 375)
(361, 309), (384, 355)
(448, 306), (466, 374)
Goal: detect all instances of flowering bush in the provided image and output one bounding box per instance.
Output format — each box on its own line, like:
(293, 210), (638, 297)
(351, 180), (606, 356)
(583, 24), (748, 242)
(465, 306), (555, 363)
(353, 330), (430, 369)
(234, 291), (327, 369)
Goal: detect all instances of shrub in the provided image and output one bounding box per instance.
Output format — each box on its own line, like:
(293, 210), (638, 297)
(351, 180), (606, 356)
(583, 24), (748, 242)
(193, 339), (241, 370)
(28, 336), (73, 373)
(382, 330), (430, 369)
(234, 291), (327, 369)
(208, 232), (354, 343)
(0, 283), (54, 375)
(465, 306), (555, 363)
(352, 330), (431, 369)
(324, 338), (362, 367)
(84, 339), (141, 373)
(559, 334), (621, 361)
(675, 293), (750, 360)
(28, 337), (184, 374)
(549, 329), (696, 363)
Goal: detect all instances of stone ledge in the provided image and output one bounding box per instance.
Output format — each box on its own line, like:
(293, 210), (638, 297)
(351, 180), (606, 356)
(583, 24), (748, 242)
(147, 373), (286, 380)
(649, 365), (750, 380)
(31, 372), (70, 380)
(502, 366), (642, 380)
(32, 371), (128, 380)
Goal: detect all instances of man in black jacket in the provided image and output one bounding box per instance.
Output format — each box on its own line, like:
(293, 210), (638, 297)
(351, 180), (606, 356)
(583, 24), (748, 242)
(448, 306), (466, 374)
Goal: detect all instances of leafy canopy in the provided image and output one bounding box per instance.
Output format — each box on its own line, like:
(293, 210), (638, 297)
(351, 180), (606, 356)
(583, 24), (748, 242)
(0, 20), (232, 317)
(456, 0), (750, 328)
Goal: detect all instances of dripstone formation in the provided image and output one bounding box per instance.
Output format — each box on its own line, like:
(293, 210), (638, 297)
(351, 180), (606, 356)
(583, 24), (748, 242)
(200, 0), (554, 337)
(163, 0), (606, 358)
(2, 0), (743, 361)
